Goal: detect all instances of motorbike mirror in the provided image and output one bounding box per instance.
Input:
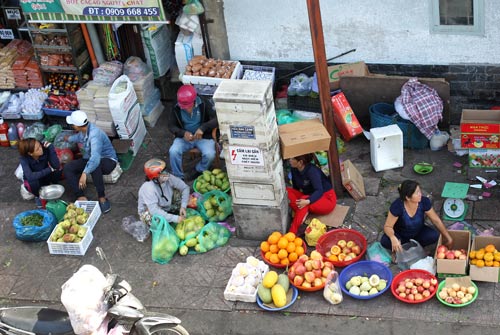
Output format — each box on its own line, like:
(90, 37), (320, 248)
(96, 247), (113, 274)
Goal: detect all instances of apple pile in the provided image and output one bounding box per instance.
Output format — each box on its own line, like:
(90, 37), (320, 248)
(324, 239), (362, 262)
(395, 277), (437, 302)
(438, 283), (476, 305)
(435, 245), (467, 260)
(288, 250), (334, 289)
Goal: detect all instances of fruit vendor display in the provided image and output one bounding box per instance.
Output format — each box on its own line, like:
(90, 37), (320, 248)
(261, 231), (305, 267)
(20, 213), (44, 227)
(324, 239), (363, 262)
(179, 221), (231, 254)
(435, 244), (467, 260)
(194, 168), (230, 194)
(49, 203), (89, 243)
(224, 256), (268, 301)
(184, 56), (237, 78)
(437, 282), (476, 305)
(258, 270), (290, 308)
(394, 277), (437, 302)
(468, 243), (500, 267)
(288, 250), (334, 289)
(344, 274), (388, 297)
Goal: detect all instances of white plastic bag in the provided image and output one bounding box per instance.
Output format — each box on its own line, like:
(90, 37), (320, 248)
(61, 265), (109, 335)
(410, 256), (436, 275)
(15, 164), (23, 182)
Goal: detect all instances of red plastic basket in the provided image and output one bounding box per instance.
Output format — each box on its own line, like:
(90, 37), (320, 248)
(391, 269), (438, 304)
(315, 229), (367, 267)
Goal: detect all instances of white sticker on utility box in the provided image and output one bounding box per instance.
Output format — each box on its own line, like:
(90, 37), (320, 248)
(229, 146), (264, 166)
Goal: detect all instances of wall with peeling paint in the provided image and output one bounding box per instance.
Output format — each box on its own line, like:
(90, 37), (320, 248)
(223, 0), (499, 65)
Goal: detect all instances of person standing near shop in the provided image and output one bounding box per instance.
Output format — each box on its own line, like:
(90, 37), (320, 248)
(168, 84), (218, 181)
(18, 138), (62, 208)
(287, 153), (337, 234)
(63, 110), (117, 213)
(138, 158), (189, 225)
(380, 179), (453, 254)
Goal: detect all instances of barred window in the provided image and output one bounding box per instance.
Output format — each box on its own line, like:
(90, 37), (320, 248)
(430, 0), (484, 36)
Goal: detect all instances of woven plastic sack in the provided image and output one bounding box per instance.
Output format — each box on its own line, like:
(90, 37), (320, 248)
(150, 215), (179, 264)
(12, 209), (57, 242)
(197, 190), (232, 222)
(305, 218), (326, 247)
(42, 124), (62, 142)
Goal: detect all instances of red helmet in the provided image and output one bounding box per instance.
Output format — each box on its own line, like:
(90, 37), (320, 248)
(144, 158), (166, 180)
(177, 85), (197, 109)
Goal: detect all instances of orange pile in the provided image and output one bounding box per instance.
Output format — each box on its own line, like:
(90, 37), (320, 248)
(469, 244), (500, 268)
(260, 231), (305, 266)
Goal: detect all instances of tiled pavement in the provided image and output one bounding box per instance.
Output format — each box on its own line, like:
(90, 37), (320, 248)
(0, 107), (499, 328)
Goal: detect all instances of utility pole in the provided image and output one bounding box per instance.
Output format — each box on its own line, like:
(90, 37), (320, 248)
(306, 0), (343, 197)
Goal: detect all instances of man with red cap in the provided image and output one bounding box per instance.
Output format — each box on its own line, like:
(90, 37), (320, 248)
(168, 84), (218, 180)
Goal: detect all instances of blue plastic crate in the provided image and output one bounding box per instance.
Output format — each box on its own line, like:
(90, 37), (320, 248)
(369, 103), (429, 150)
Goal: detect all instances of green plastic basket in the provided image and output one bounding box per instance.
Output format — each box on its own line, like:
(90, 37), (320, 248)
(436, 280), (478, 307)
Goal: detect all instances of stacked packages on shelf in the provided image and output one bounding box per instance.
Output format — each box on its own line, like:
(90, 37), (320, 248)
(0, 39), (36, 89)
(12, 55), (44, 89)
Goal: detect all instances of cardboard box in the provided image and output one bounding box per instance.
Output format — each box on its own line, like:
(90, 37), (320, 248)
(469, 149), (500, 168)
(331, 92), (363, 141)
(174, 30), (203, 76)
(340, 160), (366, 201)
(435, 230), (471, 276)
(469, 236), (500, 282)
(327, 61), (369, 89)
(460, 109), (500, 148)
(278, 119), (331, 159)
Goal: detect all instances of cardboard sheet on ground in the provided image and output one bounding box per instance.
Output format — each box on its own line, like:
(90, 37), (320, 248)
(309, 204), (350, 228)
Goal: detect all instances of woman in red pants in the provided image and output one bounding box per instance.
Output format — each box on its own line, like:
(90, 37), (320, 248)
(287, 153), (337, 234)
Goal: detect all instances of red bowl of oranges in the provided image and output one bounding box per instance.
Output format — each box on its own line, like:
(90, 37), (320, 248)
(315, 228), (367, 267)
(260, 231), (307, 268)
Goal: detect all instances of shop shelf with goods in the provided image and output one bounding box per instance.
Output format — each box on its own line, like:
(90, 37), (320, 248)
(26, 23), (91, 89)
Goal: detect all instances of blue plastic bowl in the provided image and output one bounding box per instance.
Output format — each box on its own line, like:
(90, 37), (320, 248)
(339, 260), (393, 300)
(256, 286), (298, 311)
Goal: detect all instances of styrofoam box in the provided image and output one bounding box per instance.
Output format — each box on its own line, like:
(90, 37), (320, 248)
(230, 169), (287, 207)
(143, 100), (164, 128)
(224, 142), (283, 182)
(174, 30), (203, 76)
(370, 124), (404, 172)
(75, 200), (102, 231)
(224, 261), (269, 302)
(47, 225), (93, 256)
(182, 62), (242, 86)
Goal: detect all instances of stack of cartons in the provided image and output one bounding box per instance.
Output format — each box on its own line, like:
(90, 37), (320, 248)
(213, 80), (288, 240)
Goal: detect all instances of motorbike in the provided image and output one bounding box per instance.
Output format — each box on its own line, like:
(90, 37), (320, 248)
(0, 247), (189, 335)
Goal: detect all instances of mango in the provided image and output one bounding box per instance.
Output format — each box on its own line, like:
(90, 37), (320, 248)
(263, 271), (279, 288)
(277, 273), (290, 293)
(271, 284), (287, 308)
(257, 284), (273, 304)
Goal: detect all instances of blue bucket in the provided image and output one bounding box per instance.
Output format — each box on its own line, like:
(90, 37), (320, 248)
(369, 103), (429, 150)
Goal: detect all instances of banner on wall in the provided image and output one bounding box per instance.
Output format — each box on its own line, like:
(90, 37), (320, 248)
(19, 0), (168, 23)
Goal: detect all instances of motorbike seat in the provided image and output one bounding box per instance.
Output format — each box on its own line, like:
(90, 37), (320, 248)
(0, 307), (73, 335)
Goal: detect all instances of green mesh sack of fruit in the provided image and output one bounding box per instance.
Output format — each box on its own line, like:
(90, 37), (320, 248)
(197, 190), (232, 222)
(150, 215), (179, 264)
(179, 221), (231, 255)
(174, 214), (205, 241)
(12, 209), (57, 242)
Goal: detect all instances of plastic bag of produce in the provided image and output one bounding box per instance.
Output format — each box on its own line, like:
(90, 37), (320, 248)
(150, 215), (179, 264)
(174, 214), (205, 241)
(304, 218), (326, 247)
(197, 190), (232, 222)
(61, 264), (109, 335)
(43, 124), (62, 143)
(196, 221), (231, 252)
(22, 122), (46, 141)
(12, 209), (57, 242)
(53, 130), (78, 151)
(287, 73), (312, 97)
(123, 56), (152, 82)
(276, 109), (300, 125)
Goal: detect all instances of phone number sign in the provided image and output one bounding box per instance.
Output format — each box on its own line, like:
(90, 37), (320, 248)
(229, 146), (264, 166)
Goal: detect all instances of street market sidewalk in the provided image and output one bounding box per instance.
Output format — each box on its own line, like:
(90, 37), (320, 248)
(0, 108), (499, 328)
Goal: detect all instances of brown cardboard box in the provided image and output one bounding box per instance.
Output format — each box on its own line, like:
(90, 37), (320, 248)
(469, 236), (500, 282)
(328, 61), (369, 89)
(460, 109), (500, 149)
(435, 230), (471, 275)
(340, 160), (366, 201)
(278, 119), (331, 159)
